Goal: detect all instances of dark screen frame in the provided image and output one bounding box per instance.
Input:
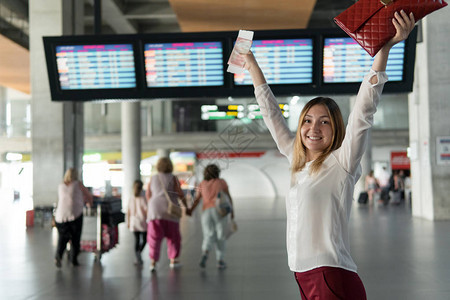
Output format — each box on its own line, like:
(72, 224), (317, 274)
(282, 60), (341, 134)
(317, 27), (418, 95)
(231, 36), (315, 86)
(43, 27), (417, 101)
(228, 28), (319, 97)
(43, 35), (144, 101)
(139, 31), (231, 99)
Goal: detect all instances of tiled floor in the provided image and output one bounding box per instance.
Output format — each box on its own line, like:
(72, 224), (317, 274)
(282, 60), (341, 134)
(1, 196), (450, 300)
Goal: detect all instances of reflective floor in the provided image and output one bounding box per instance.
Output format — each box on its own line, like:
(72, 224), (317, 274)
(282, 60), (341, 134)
(1, 197), (450, 300)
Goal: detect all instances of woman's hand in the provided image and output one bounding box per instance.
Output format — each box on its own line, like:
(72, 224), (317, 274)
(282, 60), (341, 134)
(372, 10), (415, 74)
(242, 50), (258, 72)
(385, 10), (416, 48)
(241, 50), (267, 87)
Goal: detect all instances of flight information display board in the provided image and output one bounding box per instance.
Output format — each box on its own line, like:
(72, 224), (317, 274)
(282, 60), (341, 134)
(145, 41), (224, 87)
(323, 38), (405, 83)
(55, 44), (136, 90)
(201, 104), (245, 120)
(201, 104), (289, 120)
(234, 38), (313, 85)
(247, 103), (290, 119)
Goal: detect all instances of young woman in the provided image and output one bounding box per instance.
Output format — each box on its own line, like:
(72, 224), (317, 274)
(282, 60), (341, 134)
(187, 164), (234, 269)
(242, 11), (415, 299)
(127, 179), (148, 265)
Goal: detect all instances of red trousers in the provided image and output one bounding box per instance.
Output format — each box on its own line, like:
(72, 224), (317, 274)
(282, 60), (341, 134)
(294, 267), (367, 300)
(147, 219), (181, 262)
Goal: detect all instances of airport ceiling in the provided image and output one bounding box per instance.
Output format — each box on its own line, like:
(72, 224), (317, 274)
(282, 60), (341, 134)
(0, 0), (357, 94)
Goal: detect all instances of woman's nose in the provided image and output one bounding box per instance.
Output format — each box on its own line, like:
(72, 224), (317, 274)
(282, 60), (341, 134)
(311, 121), (320, 131)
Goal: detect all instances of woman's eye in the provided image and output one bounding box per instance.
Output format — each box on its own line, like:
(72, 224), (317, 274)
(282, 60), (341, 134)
(322, 120), (329, 124)
(304, 119), (311, 123)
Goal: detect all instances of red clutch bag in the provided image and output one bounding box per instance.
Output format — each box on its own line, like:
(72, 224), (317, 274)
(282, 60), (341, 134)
(334, 0), (448, 57)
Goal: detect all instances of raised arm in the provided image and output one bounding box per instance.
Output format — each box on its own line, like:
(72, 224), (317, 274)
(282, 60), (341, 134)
(242, 51), (267, 88)
(338, 11), (416, 174)
(242, 51), (295, 159)
(370, 11), (415, 83)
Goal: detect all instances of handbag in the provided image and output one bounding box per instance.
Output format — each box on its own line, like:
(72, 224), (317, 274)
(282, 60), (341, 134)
(216, 191), (232, 218)
(157, 174), (182, 219)
(226, 219), (238, 239)
(334, 0), (448, 57)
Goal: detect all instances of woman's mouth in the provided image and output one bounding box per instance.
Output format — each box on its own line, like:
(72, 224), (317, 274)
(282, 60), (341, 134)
(308, 136), (322, 140)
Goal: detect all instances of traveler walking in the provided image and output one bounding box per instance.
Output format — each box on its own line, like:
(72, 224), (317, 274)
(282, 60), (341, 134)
(390, 170), (405, 205)
(145, 157), (188, 272)
(54, 168), (93, 267)
(127, 179), (148, 265)
(187, 164), (234, 269)
(377, 166), (391, 204)
(365, 170), (379, 205)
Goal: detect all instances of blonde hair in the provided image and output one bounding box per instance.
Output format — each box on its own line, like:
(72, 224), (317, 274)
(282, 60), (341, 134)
(292, 97), (345, 175)
(63, 168), (78, 184)
(156, 157), (173, 173)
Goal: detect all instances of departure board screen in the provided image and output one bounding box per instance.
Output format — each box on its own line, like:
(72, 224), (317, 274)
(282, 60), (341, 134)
(323, 38), (405, 83)
(145, 41), (224, 87)
(234, 38), (313, 85)
(55, 44), (136, 90)
(201, 104), (289, 120)
(201, 104), (245, 120)
(248, 103), (290, 119)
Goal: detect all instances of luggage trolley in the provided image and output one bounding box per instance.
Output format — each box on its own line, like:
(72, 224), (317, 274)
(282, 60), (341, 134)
(80, 197), (124, 261)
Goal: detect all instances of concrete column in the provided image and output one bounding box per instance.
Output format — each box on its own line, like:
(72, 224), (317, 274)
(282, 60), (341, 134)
(408, 9), (450, 220)
(63, 102), (84, 177)
(105, 5), (142, 212)
(30, 0), (84, 206)
(164, 101), (173, 133)
(121, 102), (141, 209)
(146, 105), (153, 136)
(64, 2), (85, 178)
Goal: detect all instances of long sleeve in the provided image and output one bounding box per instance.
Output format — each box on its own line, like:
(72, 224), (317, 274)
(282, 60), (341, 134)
(254, 83), (295, 161)
(335, 69), (388, 174)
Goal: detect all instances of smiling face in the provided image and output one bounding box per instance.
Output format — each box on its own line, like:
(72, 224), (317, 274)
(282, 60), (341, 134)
(300, 104), (333, 161)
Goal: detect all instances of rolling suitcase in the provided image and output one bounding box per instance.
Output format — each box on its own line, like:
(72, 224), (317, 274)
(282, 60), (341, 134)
(358, 191), (369, 204)
(380, 188), (390, 205)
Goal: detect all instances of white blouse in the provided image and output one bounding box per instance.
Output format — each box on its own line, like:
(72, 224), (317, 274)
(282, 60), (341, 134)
(147, 173), (181, 222)
(55, 181), (84, 223)
(254, 69), (388, 273)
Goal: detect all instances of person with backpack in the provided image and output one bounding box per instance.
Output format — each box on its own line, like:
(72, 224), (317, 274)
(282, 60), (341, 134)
(187, 164), (234, 269)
